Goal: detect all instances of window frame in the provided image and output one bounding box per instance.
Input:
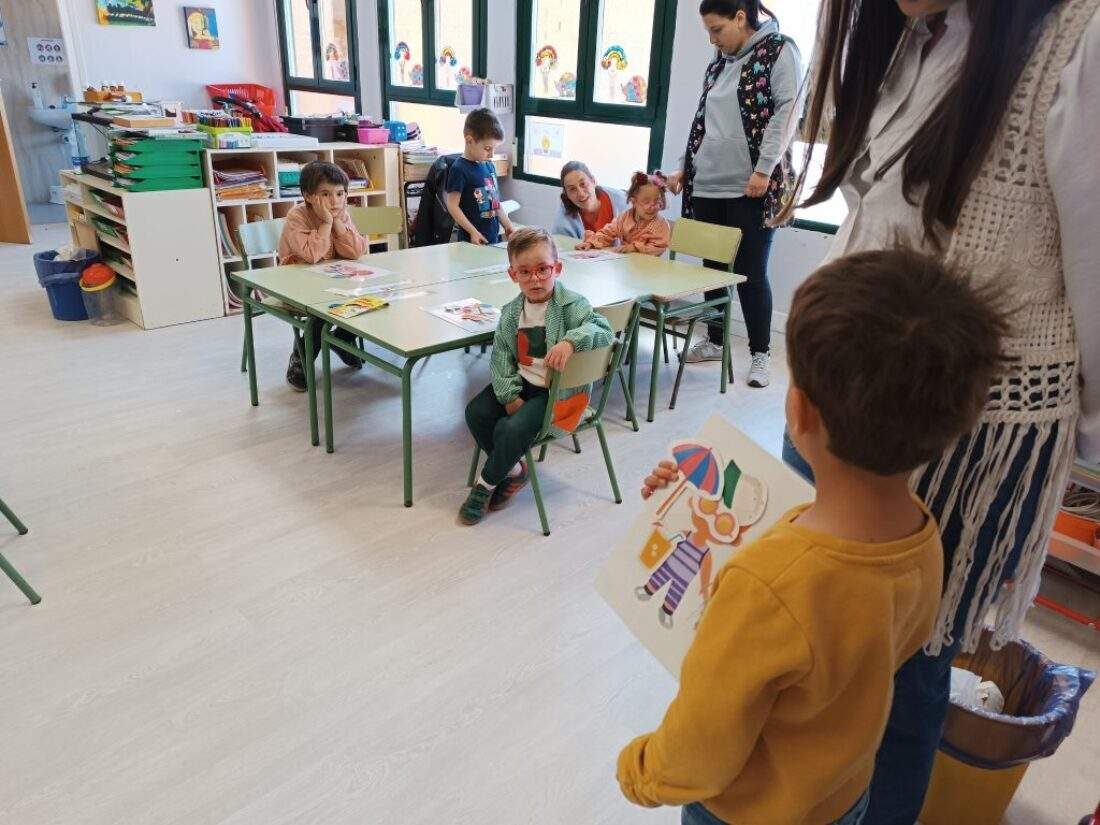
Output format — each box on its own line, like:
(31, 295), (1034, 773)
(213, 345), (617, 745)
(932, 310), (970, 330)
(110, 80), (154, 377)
(377, 0), (489, 112)
(514, 0), (678, 184)
(275, 0), (363, 113)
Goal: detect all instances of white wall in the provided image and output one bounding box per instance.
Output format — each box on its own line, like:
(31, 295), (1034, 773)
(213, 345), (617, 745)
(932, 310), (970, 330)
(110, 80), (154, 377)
(58, 0), (284, 109)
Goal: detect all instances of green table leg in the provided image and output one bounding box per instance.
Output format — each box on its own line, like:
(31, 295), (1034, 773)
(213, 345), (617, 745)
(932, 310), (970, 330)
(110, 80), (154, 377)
(304, 322), (319, 447)
(0, 552), (40, 605)
(243, 297), (258, 407)
(628, 317), (639, 412)
(401, 357), (420, 507)
(323, 332), (335, 454)
(0, 497), (28, 535)
(647, 302), (666, 423)
(721, 291), (732, 395)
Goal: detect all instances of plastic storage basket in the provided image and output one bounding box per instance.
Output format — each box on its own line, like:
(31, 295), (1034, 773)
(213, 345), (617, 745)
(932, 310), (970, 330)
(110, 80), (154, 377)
(206, 84), (278, 117)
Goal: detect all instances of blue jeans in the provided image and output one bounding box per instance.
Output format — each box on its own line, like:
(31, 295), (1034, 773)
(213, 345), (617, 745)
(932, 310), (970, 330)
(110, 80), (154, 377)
(682, 789), (870, 825)
(781, 426), (1056, 825)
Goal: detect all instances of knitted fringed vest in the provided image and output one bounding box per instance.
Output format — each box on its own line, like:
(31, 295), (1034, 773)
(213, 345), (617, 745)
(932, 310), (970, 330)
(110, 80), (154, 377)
(921, 0), (1100, 655)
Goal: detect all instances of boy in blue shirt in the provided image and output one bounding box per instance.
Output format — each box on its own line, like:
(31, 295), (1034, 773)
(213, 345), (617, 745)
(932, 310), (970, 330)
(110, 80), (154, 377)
(445, 108), (514, 245)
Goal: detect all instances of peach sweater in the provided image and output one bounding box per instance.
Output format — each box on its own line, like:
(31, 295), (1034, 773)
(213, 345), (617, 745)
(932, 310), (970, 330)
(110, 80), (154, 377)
(277, 203), (369, 265)
(584, 209), (671, 255)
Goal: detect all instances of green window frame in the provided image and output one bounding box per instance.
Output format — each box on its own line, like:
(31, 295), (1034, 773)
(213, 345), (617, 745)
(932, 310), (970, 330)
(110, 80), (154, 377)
(515, 0), (679, 183)
(377, 0), (488, 111)
(275, 0), (362, 113)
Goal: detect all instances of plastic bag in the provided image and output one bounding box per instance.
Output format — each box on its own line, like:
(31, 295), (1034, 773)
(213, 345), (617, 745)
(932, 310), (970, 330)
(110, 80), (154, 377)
(942, 628), (1096, 769)
(950, 667), (1005, 714)
(33, 249), (100, 287)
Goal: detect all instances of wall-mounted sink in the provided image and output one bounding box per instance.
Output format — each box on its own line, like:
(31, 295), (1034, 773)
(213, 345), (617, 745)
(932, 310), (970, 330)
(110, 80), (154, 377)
(27, 107), (74, 131)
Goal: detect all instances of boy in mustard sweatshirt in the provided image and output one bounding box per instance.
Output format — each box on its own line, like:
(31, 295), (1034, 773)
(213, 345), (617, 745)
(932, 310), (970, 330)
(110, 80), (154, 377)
(617, 248), (1007, 825)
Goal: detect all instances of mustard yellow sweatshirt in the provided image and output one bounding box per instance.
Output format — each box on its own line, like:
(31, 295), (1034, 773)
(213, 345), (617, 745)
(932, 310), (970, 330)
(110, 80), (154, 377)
(617, 502), (943, 825)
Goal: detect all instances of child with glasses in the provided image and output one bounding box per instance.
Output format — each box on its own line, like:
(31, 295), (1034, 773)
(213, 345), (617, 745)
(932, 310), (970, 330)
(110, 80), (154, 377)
(460, 228), (613, 525)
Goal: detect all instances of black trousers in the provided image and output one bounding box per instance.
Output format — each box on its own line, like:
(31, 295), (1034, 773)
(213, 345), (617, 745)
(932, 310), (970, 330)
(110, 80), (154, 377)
(690, 196), (776, 354)
(289, 319), (356, 363)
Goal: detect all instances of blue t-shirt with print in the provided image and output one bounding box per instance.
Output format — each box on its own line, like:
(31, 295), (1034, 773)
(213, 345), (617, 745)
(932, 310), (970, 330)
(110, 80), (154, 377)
(445, 157), (500, 243)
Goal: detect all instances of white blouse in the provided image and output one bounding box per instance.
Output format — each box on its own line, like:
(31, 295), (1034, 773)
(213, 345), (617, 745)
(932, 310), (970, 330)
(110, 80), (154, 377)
(828, 3), (1100, 462)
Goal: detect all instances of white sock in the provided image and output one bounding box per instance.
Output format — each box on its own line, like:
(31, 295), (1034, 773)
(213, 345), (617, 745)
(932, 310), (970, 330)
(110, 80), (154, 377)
(478, 474), (497, 491)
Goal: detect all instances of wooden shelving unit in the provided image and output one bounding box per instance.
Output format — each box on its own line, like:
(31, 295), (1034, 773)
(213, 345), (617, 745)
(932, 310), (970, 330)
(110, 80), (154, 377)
(60, 170), (224, 329)
(204, 143), (402, 315)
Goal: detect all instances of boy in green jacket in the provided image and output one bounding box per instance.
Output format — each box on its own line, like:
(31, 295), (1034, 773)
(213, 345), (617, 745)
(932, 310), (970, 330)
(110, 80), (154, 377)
(461, 227), (613, 525)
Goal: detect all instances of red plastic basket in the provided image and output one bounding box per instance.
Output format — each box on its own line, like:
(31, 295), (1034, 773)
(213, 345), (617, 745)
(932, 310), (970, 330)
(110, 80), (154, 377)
(206, 84), (279, 117)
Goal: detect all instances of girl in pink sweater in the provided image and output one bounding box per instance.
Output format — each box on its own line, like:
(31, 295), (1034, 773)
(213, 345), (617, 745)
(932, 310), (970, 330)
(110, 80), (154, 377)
(278, 161), (369, 391)
(576, 171), (671, 255)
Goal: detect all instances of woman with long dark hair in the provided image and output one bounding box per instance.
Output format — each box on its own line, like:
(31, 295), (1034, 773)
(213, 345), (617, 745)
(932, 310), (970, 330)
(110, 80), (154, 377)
(669, 0), (803, 389)
(781, 1), (1100, 821)
(551, 161), (628, 239)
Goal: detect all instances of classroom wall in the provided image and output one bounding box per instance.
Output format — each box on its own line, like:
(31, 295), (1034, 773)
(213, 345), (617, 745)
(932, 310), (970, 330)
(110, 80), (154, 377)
(56, 0), (284, 109)
(0, 0), (72, 203)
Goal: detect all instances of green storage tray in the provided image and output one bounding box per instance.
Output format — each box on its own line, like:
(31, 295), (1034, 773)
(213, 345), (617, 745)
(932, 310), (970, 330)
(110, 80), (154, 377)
(115, 176), (204, 192)
(278, 171), (301, 186)
(114, 162), (203, 180)
(109, 137), (206, 155)
(111, 150), (202, 168)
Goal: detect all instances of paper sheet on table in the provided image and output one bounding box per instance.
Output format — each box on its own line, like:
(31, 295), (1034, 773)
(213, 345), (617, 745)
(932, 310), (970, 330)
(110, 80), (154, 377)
(562, 250), (620, 263)
(423, 298), (501, 333)
(309, 261), (394, 280)
(463, 263), (510, 275)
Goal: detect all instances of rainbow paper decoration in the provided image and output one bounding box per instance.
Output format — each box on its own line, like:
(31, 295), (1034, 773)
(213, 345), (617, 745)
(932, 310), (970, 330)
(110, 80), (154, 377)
(600, 44), (628, 71)
(438, 46), (458, 66)
(393, 40), (410, 61)
(535, 44), (559, 68)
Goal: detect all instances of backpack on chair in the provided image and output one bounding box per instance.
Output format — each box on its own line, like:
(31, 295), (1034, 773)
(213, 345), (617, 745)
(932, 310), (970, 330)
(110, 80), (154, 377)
(411, 153), (460, 247)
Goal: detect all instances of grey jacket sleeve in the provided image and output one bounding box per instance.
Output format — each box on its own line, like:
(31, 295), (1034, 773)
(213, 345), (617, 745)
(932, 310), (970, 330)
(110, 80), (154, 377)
(754, 41), (804, 177)
(1046, 9), (1100, 462)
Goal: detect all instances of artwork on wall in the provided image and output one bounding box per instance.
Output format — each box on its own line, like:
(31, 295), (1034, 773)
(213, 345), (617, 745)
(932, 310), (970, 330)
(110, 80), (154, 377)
(96, 0), (156, 27)
(183, 7), (218, 50)
(27, 37), (67, 66)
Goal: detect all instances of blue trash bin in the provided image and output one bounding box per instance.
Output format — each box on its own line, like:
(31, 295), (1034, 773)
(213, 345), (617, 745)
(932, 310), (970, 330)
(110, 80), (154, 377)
(33, 250), (99, 321)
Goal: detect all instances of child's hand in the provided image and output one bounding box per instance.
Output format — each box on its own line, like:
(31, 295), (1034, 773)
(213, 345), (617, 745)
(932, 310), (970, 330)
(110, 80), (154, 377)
(575, 240), (592, 251)
(505, 397), (525, 415)
(641, 459), (679, 500)
(619, 243), (636, 254)
(310, 200), (334, 226)
(470, 231), (489, 245)
(503, 224), (515, 239)
(545, 340), (575, 372)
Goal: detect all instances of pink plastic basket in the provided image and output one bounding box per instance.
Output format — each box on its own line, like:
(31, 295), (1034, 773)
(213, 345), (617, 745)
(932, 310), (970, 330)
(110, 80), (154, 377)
(358, 126), (391, 145)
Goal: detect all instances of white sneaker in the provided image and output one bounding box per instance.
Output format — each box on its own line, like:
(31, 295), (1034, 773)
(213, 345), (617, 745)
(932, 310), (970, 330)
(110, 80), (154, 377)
(684, 341), (725, 363)
(747, 352), (770, 388)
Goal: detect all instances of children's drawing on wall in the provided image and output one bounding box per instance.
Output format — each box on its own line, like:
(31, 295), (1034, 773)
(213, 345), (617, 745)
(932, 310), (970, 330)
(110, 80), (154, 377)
(183, 7), (218, 50)
(623, 75), (647, 105)
(324, 42), (349, 80)
(410, 63), (424, 88)
(393, 40), (412, 85)
(595, 413), (814, 676)
(555, 71), (576, 99)
(96, 0), (155, 27)
(535, 45), (558, 95)
(438, 46), (458, 88)
(600, 45), (628, 102)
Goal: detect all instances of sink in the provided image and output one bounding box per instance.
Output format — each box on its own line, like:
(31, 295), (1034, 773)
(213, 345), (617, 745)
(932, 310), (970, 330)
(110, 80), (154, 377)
(27, 107), (74, 130)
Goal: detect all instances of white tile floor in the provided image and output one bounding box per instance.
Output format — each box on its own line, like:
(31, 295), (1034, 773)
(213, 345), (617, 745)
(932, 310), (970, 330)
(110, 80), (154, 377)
(0, 226), (1096, 825)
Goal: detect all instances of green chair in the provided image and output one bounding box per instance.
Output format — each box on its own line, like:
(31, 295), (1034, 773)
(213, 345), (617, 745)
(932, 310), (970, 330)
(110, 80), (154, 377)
(347, 205), (404, 249)
(658, 218), (741, 410)
(0, 496), (41, 605)
(467, 306), (632, 536)
(597, 299), (640, 432)
(237, 217), (325, 447)
(236, 217), (288, 373)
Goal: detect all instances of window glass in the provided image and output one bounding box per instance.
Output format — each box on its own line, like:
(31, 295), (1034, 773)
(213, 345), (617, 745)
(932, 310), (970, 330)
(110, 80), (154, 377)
(284, 0), (315, 79)
(523, 116), (650, 186)
(389, 0), (426, 88)
(433, 0), (475, 91)
(528, 0), (582, 101)
(318, 0), (352, 82)
(590, 0), (655, 107)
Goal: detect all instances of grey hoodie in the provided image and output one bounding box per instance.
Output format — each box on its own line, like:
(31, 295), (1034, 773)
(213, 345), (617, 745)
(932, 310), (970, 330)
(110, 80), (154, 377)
(686, 19), (804, 199)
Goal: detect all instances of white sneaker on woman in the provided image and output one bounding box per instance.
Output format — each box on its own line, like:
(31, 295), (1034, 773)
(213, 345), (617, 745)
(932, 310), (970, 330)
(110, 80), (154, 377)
(684, 341), (725, 363)
(747, 352), (770, 388)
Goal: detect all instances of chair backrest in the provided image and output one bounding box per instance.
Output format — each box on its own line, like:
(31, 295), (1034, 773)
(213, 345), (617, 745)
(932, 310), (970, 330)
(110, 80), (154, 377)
(348, 205), (404, 237)
(669, 218), (742, 270)
(597, 300), (636, 335)
(237, 217), (286, 260)
(557, 345), (617, 392)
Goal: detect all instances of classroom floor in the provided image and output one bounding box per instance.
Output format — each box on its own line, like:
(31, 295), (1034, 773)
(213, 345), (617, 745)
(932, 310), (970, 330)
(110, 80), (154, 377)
(1, 225), (1096, 825)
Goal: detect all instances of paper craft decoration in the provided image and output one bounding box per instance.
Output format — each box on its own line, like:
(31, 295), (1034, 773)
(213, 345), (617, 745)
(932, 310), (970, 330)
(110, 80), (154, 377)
(555, 71), (577, 99)
(563, 250), (619, 263)
(535, 44), (558, 94)
(438, 46), (458, 87)
(96, 0), (155, 26)
(600, 45), (628, 101)
(529, 120), (564, 160)
(309, 261), (393, 280)
(424, 298), (501, 333)
(393, 40), (411, 84)
(410, 64), (424, 88)
(327, 296), (387, 319)
(595, 413), (814, 677)
(623, 75), (647, 105)
(457, 66), (473, 85)
(183, 7), (218, 50)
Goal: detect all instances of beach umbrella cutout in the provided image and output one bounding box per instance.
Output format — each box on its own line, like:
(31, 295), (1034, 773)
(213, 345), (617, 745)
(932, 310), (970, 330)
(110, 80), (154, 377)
(655, 443), (722, 519)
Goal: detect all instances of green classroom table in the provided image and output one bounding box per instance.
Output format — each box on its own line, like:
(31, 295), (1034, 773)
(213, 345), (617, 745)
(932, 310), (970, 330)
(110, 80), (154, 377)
(231, 241), (743, 506)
